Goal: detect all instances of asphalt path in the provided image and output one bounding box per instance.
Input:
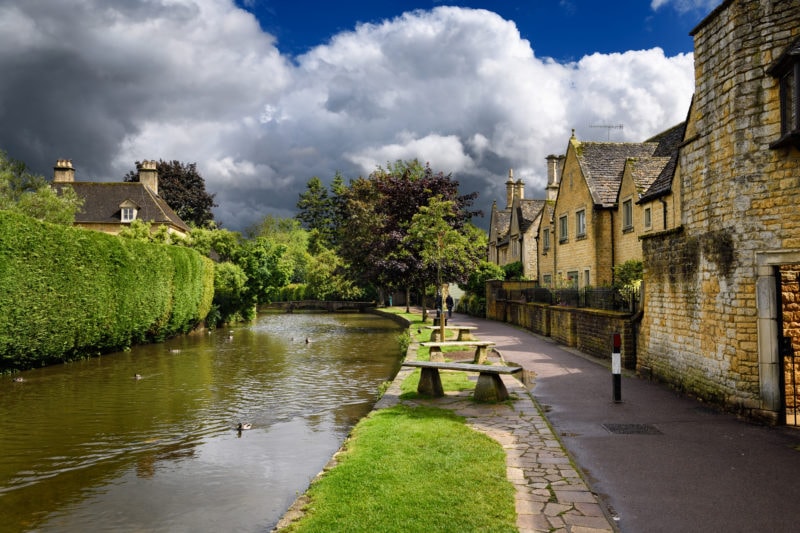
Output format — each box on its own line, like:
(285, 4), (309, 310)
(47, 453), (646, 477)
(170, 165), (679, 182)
(452, 311), (800, 533)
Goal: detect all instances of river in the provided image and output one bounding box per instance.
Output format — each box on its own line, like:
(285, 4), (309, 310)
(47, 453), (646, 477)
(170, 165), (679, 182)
(0, 311), (404, 532)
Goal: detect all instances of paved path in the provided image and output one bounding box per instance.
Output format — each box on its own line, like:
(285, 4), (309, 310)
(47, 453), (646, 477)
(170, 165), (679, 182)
(431, 312), (800, 533)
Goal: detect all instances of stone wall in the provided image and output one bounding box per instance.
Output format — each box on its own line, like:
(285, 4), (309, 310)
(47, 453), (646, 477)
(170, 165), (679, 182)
(486, 291), (637, 368)
(638, 0), (800, 420)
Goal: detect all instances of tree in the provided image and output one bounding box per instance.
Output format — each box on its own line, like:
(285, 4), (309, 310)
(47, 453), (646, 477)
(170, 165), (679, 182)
(125, 160), (217, 228)
(0, 150), (83, 225)
(296, 176), (334, 247)
(403, 195), (485, 329)
(336, 159), (482, 303)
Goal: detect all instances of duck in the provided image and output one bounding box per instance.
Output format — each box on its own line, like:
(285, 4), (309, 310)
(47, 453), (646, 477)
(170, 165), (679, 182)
(133, 374), (142, 380)
(12, 376), (24, 383)
(237, 423), (252, 431)
(305, 337), (312, 343)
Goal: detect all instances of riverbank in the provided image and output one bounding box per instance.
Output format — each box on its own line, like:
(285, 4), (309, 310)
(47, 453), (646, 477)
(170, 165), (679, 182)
(273, 308), (615, 532)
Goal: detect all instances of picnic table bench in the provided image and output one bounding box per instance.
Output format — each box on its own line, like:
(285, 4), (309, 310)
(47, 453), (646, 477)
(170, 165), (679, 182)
(420, 340), (496, 364)
(401, 360), (522, 402)
(425, 325), (478, 341)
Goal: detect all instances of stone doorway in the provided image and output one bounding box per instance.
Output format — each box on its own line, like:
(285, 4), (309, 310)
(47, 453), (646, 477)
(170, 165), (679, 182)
(779, 264), (800, 426)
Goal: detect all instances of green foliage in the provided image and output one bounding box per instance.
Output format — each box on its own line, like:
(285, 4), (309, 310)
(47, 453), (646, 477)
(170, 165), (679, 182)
(458, 293), (486, 317)
(211, 261), (252, 324)
(465, 260), (504, 295)
(0, 211), (213, 370)
(502, 261), (524, 281)
(305, 248), (363, 301)
(296, 176), (335, 248)
(0, 150), (83, 224)
(613, 259), (643, 307)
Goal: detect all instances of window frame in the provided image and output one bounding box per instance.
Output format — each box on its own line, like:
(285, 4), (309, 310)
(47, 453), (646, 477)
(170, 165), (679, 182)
(542, 227), (550, 252)
(769, 39), (800, 149)
(121, 207), (137, 223)
(559, 215), (568, 243)
(644, 206), (652, 230)
(575, 209), (586, 239)
(622, 199), (633, 231)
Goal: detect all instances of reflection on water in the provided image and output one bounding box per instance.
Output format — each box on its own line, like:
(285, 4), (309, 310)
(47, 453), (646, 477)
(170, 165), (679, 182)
(0, 312), (403, 532)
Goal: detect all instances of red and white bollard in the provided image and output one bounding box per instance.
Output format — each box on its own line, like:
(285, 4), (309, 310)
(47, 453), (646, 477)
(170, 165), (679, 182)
(612, 333), (622, 403)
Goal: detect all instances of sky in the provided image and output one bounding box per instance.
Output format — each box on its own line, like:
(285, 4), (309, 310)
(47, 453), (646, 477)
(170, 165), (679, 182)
(0, 0), (721, 232)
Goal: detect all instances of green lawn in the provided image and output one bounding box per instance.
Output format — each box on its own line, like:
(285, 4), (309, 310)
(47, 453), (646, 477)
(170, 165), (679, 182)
(283, 405), (517, 533)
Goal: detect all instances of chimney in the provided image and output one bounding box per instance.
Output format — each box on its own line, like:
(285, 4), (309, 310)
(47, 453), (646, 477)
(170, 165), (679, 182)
(139, 160), (158, 195)
(505, 169), (515, 208)
(545, 154), (564, 202)
(515, 178), (525, 201)
(53, 159), (75, 182)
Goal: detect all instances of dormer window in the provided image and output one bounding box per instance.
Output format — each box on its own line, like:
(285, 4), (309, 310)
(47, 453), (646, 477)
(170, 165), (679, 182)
(120, 200), (139, 223)
(769, 39), (800, 149)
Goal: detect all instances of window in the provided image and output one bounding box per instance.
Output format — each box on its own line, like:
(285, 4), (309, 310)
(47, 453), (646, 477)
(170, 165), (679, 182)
(121, 207), (136, 222)
(584, 269), (590, 288)
(769, 39), (800, 149)
(542, 228), (550, 251)
(543, 274), (552, 287)
(622, 199), (633, 231)
(567, 271), (579, 288)
(644, 207), (652, 229)
(559, 215), (568, 243)
(576, 209), (586, 238)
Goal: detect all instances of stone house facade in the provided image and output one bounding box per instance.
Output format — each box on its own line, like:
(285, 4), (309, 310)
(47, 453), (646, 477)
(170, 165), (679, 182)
(487, 170), (546, 279)
(52, 159), (190, 237)
(638, 0), (800, 423)
(537, 131), (680, 289)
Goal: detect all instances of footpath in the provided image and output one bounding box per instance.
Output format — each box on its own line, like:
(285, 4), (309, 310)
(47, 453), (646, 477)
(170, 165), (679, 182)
(410, 311), (800, 533)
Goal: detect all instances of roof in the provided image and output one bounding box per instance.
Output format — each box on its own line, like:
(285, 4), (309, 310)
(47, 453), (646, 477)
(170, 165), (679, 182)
(628, 156), (672, 198)
(516, 199), (546, 234)
(490, 208), (511, 241)
(53, 182), (190, 233)
(640, 122), (687, 202)
(575, 142), (659, 207)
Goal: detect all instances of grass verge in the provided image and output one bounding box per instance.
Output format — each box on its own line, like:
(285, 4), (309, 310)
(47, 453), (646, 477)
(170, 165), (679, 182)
(282, 404), (517, 533)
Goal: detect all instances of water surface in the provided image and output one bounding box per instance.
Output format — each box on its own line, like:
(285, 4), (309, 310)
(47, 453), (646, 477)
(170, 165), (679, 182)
(0, 312), (403, 532)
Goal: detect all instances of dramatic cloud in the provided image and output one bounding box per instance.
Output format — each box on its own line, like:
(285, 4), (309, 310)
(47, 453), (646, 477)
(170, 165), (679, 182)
(0, 0), (694, 231)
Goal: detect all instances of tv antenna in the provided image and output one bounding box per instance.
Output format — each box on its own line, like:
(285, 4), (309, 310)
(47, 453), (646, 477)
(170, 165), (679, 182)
(589, 123), (624, 140)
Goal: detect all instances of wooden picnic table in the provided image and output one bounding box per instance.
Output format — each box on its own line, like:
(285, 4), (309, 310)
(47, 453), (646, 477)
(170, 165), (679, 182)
(425, 325), (478, 341)
(401, 360), (522, 402)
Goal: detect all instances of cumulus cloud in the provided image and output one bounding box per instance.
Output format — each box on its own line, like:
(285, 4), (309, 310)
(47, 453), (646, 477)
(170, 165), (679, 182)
(0, 0), (695, 231)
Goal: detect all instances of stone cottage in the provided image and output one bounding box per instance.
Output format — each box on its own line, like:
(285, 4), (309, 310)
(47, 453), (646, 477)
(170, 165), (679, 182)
(52, 159), (190, 237)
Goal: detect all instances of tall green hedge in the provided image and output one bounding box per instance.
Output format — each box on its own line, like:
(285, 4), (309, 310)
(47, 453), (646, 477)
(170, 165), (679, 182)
(0, 211), (214, 370)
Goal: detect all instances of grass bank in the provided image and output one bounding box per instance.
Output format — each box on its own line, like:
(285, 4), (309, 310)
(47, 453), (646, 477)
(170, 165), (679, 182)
(278, 308), (518, 532)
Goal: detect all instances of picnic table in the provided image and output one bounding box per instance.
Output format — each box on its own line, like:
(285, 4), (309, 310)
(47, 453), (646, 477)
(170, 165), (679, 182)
(419, 340), (496, 364)
(425, 325), (478, 341)
(401, 360), (522, 402)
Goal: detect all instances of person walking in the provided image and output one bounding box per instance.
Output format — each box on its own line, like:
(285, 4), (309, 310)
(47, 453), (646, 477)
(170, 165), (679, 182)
(445, 294), (454, 318)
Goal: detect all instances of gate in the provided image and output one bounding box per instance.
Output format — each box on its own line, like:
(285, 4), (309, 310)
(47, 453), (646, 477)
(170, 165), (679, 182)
(779, 264), (800, 426)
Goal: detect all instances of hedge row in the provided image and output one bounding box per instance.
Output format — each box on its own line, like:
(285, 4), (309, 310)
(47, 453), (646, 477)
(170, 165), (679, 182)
(0, 211), (214, 370)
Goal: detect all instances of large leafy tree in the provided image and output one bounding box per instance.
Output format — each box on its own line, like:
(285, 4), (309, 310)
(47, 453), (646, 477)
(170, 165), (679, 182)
(296, 176), (334, 247)
(0, 150), (82, 225)
(336, 159), (481, 301)
(124, 160), (217, 228)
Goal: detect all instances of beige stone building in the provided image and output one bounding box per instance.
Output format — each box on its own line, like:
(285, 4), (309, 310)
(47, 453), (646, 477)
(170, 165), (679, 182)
(537, 130), (680, 289)
(638, 0), (800, 424)
(487, 170), (546, 279)
(52, 159), (190, 237)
